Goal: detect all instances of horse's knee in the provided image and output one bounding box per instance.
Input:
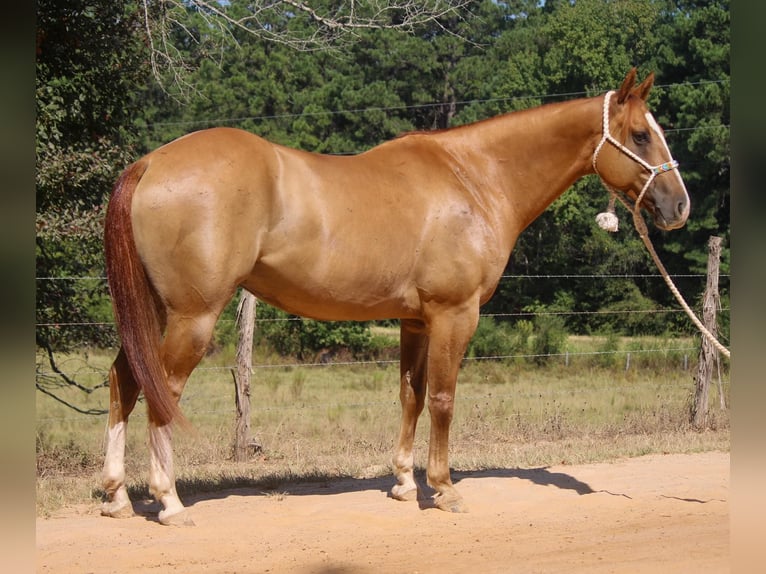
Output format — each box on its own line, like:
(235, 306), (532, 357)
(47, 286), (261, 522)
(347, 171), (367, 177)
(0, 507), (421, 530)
(428, 391), (455, 424)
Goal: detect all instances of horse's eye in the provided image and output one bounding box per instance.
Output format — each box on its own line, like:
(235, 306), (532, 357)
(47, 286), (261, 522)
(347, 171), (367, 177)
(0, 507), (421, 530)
(632, 131), (650, 145)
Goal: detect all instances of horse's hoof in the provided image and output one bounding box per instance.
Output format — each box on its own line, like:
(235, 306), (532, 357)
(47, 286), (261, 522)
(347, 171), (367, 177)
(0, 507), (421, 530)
(101, 501), (135, 519)
(159, 509), (195, 527)
(433, 493), (468, 513)
(390, 484), (419, 502)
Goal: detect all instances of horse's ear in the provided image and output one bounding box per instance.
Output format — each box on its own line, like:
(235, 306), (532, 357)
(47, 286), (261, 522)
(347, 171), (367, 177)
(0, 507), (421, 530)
(634, 71), (655, 101)
(616, 68), (638, 104)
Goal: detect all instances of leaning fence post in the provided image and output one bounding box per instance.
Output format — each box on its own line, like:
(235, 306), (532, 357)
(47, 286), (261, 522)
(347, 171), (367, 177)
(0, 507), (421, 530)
(232, 290), (256, 462)
(691, 236), (723, 429)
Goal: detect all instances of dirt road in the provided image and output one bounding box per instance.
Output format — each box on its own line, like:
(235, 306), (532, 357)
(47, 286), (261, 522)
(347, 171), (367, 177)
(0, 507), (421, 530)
(37, 451), (729, 573)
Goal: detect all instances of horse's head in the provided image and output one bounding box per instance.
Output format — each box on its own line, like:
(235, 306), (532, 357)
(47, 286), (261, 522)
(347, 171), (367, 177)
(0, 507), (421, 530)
(592, 69), (690, 231)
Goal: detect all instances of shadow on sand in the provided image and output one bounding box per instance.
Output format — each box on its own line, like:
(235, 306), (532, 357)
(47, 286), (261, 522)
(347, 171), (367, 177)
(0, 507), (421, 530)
(127, 464), (601, 521)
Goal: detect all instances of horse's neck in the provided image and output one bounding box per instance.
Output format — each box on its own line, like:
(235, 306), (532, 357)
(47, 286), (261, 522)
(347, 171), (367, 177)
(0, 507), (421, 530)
(444, 96), (602, 231)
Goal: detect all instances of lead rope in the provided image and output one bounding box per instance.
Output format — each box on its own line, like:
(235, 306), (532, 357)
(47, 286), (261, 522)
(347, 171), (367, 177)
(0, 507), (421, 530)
(616, 191), (730, 359)
(593, 92), (731, 360)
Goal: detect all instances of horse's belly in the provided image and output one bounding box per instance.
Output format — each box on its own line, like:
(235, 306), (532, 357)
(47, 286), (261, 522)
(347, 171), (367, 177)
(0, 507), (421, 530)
(242, 265), (421, 321)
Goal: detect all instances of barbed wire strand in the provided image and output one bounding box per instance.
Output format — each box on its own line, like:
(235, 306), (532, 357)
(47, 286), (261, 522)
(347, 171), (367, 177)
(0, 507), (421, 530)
(144, 79), (729, 130)
(37, 346), (709, 422)
(36, 307), (731, 329)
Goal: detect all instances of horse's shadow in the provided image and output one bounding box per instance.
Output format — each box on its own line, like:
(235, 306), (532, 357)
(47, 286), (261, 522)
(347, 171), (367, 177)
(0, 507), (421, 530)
(453, 466), (595, 495)
(127, 465), (598, 520)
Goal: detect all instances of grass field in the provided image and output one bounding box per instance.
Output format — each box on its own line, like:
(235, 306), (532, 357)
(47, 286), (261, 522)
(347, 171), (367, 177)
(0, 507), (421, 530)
(35, 336), (729, 517)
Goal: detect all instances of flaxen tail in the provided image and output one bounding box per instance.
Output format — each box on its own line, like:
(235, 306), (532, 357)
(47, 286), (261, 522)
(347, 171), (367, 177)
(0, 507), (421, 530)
(104, 160), (183, 427)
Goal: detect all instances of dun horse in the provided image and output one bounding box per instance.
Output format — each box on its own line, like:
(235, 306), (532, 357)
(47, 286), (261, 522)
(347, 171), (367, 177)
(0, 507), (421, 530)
(102, 69), (689, 525)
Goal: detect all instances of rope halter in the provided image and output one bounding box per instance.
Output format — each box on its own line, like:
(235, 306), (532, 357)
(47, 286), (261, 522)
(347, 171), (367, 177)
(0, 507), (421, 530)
(592, 90), (680, 231)
(590, 91), (727, 358)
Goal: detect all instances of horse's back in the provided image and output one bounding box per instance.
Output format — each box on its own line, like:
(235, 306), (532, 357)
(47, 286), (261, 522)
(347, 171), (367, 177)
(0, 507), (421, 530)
(126, 127), (506, 321)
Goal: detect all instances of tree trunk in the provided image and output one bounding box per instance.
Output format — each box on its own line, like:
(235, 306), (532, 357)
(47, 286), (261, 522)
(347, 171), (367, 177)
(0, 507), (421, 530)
(232, 290), (256, 462)
(691, 236), (722, 429)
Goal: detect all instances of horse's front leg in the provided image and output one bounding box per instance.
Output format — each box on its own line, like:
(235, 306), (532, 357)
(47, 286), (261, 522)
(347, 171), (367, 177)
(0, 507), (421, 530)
(423, 304), (479, 513)
(391, 320), (428, 502)
(101, 349), (139, 518)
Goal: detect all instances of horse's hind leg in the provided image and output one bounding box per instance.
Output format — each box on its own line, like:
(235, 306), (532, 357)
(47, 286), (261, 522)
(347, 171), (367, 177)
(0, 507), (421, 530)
(101, 348), (140, 518)
(391, 320), (429, 502)
(148, 309), (220, 526)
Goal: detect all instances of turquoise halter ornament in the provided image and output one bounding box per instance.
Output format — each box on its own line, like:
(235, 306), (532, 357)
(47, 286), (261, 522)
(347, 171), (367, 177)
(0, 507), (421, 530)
(592, 90), (680, 232)
(652, 161), (679, 175)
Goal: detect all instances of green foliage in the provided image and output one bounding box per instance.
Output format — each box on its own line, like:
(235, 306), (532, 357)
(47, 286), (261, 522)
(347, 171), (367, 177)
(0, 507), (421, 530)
(655, 0), (730, 278)
(593, 282), (675, 336)
(468, 317), (513, 359)
(210, 296), (241, 356)
(592, 329), (621, 369)
(254, 303), (373, 361)
(468, 317), (536, 361)
(539, 0), (661, 94)
(530, 314), (568, 365)
(36, 0), (147, 352)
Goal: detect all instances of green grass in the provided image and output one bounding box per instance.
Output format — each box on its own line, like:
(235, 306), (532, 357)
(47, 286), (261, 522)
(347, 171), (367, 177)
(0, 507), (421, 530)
(35, 339), (729, 517)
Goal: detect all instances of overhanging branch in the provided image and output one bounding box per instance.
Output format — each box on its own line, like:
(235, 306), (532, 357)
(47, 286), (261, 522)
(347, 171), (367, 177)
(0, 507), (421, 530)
(36, 383), (108, 416)
(140, 0), (473, 96)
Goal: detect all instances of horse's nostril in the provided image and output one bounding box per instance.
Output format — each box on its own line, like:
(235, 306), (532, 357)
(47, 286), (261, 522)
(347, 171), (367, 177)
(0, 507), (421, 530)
(677, 200), (687, 218)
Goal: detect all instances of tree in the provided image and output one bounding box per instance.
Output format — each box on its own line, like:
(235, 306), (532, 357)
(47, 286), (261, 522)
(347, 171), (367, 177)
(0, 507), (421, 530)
(654, 0), (730, 275)
(35, 1), (148, 332)
(476, 1), (662, 330)
(482, 0), (729, 337)
(36, 0), (149, 406)
(137, 0), (474, 98)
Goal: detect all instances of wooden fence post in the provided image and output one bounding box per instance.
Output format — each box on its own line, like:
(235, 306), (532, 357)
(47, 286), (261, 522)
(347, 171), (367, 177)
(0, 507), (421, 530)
(691, 236), (723, 429)
(232, 290), (256, 462)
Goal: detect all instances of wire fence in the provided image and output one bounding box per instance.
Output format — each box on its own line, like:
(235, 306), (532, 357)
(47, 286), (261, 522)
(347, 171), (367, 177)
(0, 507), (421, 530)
(36, 341), (711, 423)
(34, 374), (705, 424)
(143, 78), (729, 131)
(35, 270), (730, 418)
(37, 346), (729, 424)
(34, 272), (730, 329)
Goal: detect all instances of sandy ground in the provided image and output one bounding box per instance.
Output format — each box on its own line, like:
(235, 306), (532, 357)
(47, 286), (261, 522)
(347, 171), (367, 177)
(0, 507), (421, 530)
(37, 451), (729, 573)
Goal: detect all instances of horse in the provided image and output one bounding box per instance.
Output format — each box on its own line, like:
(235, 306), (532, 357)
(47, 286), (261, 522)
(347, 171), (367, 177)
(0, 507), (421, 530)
(101, 68), (690, 525)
